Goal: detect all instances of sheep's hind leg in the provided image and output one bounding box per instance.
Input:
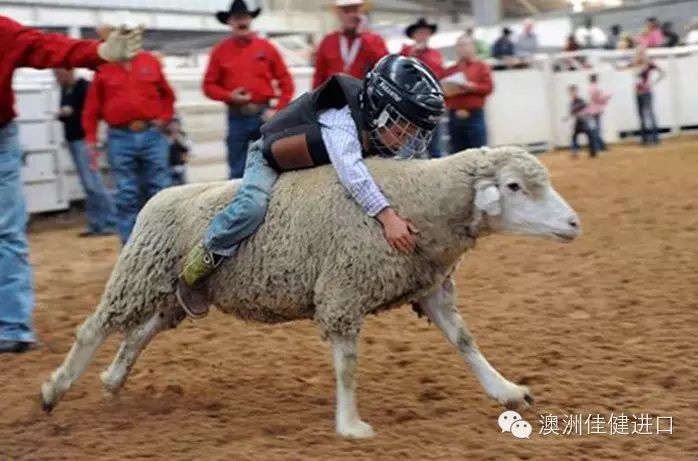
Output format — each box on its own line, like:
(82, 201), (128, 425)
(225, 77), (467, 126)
(41, 312), (111, 413)
(415, 277), (533, 409)
(101, 308), (184, 396)
(330, 333), (375, 438)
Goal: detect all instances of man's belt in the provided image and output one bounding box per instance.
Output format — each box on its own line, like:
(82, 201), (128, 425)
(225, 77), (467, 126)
(228, 102), (268, 117)
(114, 120), (154, 132)
(0, 119), (11, 131)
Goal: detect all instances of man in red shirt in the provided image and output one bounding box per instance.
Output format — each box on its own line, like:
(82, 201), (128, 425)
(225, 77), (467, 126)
(0, 15), (142, 353)
(400, 17), (445, 157)
(83, 47), (176, 245)
(441, 34), (494, 153)
(312, 0), (388, 89)
(205, 0), (294, 179)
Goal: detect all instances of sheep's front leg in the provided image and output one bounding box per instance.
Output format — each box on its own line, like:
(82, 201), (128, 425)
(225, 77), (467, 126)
(416, 278), (533, 409)
(330, 333), (375, 438)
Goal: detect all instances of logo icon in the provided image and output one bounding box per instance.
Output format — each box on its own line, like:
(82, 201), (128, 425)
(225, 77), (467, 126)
(498, 410), (532, 439)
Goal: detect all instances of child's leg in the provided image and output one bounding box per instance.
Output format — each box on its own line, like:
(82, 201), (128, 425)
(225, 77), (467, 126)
(204, 142), (279, 257)
(571, 128), (581, 157)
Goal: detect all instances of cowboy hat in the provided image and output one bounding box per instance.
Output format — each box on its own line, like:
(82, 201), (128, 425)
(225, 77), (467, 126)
(216, 0), (261, 24)
(405, 18), (438, 38)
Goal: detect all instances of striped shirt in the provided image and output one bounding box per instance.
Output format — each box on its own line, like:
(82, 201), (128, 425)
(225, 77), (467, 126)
(319, 106), (390, 217)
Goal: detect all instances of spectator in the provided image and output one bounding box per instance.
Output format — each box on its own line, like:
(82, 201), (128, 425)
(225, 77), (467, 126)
(400, 17), (444, 157)
(0, 15), (141, 353)
(605, 24), (622, 50)
(82, 43), (176, 245)
(614, 46), (665, 145)
(575, 16), (607, 49)
(442, 34), (493, 152)
(312, 0), (388, 89)
(662, 22), (680, 47)
(559, 34), (586, 71)
(587, 74), (611, 151)
(491, 27), (515, 59)
(637, 17), (665, 48)
(205, 0), (294, 179)
(165, 115), (191, 186)
(516, 18), (539, 61)
(54, 68), (117, 237)
(617, 33), (635, 50)
(685, 17), (698, 45)
(565, 84), (597, 158)
(465, 27), (490, 59)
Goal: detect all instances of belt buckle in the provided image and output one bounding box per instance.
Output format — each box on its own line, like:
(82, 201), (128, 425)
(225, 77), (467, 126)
(455, 109), (470, 119)
(129, 120), (148, 132)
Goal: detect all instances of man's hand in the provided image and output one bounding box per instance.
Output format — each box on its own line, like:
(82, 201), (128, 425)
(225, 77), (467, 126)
(377, 207), (419, 253)
(230, 87), (252, 105)
(58, 106), (73, 117)
(97, 25), (144, 62)
(87, 143), (100, 172)
(261, 108), (276, 123)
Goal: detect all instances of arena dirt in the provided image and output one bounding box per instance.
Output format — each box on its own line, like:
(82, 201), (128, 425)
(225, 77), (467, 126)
(1, 137), (697, 460)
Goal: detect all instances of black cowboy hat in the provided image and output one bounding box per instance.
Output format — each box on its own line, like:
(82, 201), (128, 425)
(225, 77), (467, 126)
(405, 18), (437, 38)
(216, 0), (261, 24)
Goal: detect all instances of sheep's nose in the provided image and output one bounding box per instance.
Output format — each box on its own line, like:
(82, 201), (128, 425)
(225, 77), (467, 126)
(568, 216), (581, 234)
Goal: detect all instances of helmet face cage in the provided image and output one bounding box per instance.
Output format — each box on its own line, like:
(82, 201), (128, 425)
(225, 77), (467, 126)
(368, 104), (435, 159)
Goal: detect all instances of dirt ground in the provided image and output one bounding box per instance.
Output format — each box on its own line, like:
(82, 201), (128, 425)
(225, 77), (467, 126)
(1, 137), (697, 460)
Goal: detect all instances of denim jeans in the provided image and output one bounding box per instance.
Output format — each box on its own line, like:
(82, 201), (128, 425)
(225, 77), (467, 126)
(636, 92), (659, 145)
(67, 140), (117, 233)
(448, 108), (488, 154)
(0, 122), (35, 343)
(428, 121), (445, 158)
(204, 141), (279, 257)
(592, 114), (607, 151)
(226, 113), (263, 179)
(571, 127), (598, 157)
(107, 127), (171, 245)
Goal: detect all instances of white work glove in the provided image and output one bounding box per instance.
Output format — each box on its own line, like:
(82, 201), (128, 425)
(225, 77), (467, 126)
(97, 25), (144, 62)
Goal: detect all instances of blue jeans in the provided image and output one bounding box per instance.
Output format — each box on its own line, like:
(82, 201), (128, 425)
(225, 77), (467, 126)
(0, 122), (35, 343)
(67, 140), (117, 233)
(204, 141), (278, 257)
(592, 114), (607, 151)
(428, 121), (445, 158)
(226, 113), (263, 179)
(107, 127), (171, 245)
(636, 92), (659, 144)
(448, 109), (488, 154)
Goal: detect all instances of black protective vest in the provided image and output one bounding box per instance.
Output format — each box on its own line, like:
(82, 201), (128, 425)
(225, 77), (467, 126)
(261, 75), (367, 172)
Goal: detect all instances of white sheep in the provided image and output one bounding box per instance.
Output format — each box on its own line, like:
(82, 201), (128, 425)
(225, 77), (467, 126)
(40, 146), (580, 438)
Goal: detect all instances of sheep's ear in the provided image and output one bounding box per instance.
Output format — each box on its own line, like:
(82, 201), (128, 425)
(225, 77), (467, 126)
(474, 180), (501, 216)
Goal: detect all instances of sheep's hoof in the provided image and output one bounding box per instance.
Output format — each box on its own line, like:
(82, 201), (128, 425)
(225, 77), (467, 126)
(501, 384), (533, 410)
(40, 382), (57, 414)
(100, 370), (124, 397)
(337, 419), (375, 439)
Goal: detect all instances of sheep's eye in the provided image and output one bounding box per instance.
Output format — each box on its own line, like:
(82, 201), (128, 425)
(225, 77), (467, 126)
(507, 182), (521, 192)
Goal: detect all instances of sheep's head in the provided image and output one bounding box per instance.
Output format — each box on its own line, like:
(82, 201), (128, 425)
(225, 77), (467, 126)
(469, 147), (581, 242)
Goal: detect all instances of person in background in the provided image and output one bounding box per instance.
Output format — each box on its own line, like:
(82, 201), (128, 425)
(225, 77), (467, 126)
(165, 115), (191, 186)
(442, 34), (493, 153)
(312, 0), (388, 89)
(685, 17), (698, 45)
(0, 15), (141, 353)
(54, 68), (117, 237)
(575, 16), (607, 49)
(565, 84), (597, 159)
(637, 17), (664, 48)
(605, 24), (622, 49)
(516, 18), (539, 63)
(82, 37), (176, 245)
(662, 22), (680, 47)
(587, 73), (611, 151)
(204, 0), (294, 179)
(400, 17), (444, 158)
(617, 33), (635, 50)
(465, 27), (489, 59)
(615, 46), (665, 145)
(491, 27), (515, 62)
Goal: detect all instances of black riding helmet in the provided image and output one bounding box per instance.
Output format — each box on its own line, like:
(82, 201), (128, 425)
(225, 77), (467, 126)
(361, 54), (445, 157)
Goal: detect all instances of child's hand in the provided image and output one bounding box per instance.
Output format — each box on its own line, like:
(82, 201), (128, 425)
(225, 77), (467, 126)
(377, 208), (418, 253)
